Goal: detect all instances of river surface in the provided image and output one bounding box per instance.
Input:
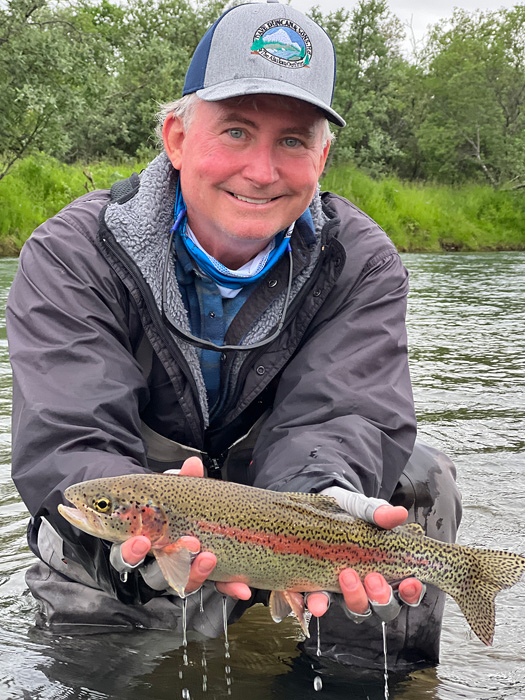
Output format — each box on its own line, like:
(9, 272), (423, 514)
(0, 252), (523, 700)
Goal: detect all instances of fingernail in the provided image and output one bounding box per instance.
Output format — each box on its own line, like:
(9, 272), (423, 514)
(131, 539), (147, 555)
(403, 582), (418, 598)
(366, 573), (387, 598)
(198, 561), (214, 575)
(340, 569), (360, 589)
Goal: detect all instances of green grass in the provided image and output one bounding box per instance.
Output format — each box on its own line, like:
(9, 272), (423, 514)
(1, 155), (524, 255)
(321, 165), (525, 252)
(0, 154), (144, 256)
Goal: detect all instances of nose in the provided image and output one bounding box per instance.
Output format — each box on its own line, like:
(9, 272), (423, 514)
(241, 142), (279, 187)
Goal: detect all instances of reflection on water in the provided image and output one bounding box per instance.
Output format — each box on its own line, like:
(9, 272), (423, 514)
(0, 253), (524, 700)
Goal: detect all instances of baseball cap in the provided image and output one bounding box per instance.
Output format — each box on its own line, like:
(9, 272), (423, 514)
(182, 0), (345, 127)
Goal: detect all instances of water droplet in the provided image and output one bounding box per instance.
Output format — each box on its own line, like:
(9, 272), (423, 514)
(119, 571), (128, 583)
(313, 676), (323, 691)
(201, 649), (208, 693)
(200, 586), (204, 613)
(182, 689), (191, 699)
(382, 621), (389, 700)
(182, 597), (188, 650)
(223, 596), (233, 692)
(316, 616), (321, 657)
(222, 596), (229, 642)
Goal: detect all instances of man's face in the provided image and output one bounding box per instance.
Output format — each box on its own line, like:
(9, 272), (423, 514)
(163, 95), (330, 267)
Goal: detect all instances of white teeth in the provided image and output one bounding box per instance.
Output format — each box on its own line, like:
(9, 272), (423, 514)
(233, 194), (274, 204)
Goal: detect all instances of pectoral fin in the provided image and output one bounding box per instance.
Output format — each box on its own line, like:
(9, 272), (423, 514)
(269, 590), (310, 638)
(152, 541), (199, 597)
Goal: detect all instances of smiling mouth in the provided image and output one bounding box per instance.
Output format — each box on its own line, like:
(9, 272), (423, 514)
(231, 193), (279, 204)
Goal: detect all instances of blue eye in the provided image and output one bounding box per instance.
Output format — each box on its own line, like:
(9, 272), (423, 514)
(284, 138), (301, 148)
(228, 129), (244, 139)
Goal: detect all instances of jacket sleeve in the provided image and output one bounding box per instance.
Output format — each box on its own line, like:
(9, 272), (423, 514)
(250, 240), (417, 501)
(7, 194), (156, 603)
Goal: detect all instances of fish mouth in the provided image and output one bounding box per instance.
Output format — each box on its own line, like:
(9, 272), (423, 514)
(58, 503), (111, 538)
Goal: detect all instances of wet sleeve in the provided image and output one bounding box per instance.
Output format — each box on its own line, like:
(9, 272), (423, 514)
(250, 249), (416, 500)
(6, 198), (156, 603)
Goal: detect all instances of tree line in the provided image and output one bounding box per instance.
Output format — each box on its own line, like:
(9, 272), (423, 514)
(2, 0), (525, 189)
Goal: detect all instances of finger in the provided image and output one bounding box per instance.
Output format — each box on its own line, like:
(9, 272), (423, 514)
(186, 551), (216, 593)
(373, 504), (408, 529)
(215, 581), (253, 600)
(120, 535), (151, 566)
(364, 572), (391, 604)
(398, 578), (425, 606)
(178, 535), (201, 552)
(179, 456), (205, 478)
(365, 572), (401, 622)
(305, 591), (330, 617)
(339, 568), (370, 614)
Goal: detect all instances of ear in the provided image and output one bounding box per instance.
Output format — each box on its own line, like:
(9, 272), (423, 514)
(163, 115), (185, 170)
(317, 140), (331, 177)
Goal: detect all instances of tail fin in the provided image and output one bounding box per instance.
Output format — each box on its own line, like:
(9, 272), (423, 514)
(449, 548), (525, 646)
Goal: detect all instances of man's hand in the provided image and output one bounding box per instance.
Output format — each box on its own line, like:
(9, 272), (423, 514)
(306, 490), (424, 619)
(115, 457), (251, 600)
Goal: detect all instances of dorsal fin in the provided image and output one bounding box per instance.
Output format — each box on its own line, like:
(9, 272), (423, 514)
(285, 492), (349, 515)
(402, 522), (426, 536)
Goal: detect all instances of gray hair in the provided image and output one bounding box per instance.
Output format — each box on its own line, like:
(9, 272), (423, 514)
(155, 93), (201, 144)
(156, 93), (335, 148)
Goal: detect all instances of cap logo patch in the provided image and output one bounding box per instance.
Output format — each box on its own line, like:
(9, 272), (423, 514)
(251, 19), (312, 68)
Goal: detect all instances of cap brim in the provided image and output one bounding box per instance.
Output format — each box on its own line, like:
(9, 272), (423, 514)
(196, 78), (346, 128)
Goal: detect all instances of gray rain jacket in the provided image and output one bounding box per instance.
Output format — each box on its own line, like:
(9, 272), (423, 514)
(7, 152), (416, 606)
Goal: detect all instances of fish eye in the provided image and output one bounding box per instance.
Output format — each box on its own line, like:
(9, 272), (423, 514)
(93, 496), (112, 513)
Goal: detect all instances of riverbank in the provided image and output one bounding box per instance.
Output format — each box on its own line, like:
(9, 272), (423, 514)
(0, 154), (524, 255)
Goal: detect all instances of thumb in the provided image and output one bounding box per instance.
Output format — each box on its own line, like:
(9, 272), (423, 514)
(121, 536), (151, 566)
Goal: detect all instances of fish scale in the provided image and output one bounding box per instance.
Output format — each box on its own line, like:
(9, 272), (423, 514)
(58, 473), (525, 646)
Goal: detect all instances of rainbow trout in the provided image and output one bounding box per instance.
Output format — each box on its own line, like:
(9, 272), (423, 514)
(58, 474), (525, 645)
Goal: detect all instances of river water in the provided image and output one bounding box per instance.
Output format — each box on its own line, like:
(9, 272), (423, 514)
(0, 252), (523, 700)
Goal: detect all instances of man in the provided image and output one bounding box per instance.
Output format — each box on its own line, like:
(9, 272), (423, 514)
(7, 1), (460, 671)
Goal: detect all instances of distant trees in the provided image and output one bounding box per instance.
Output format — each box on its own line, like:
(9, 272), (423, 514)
(0, 0), (88, 179)
(1, 0), (524, 188)
(0, 0), (227, 179)
(417, 6), (525, 188)
(315, 1), (525, 188)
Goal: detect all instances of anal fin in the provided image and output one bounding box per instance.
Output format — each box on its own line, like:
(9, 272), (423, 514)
(269, 590), (310, 638)
(152, 541), (198, 597)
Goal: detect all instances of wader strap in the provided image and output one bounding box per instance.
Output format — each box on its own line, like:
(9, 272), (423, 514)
(142, 422), (223, 480)
(140, 421), (202, 463)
